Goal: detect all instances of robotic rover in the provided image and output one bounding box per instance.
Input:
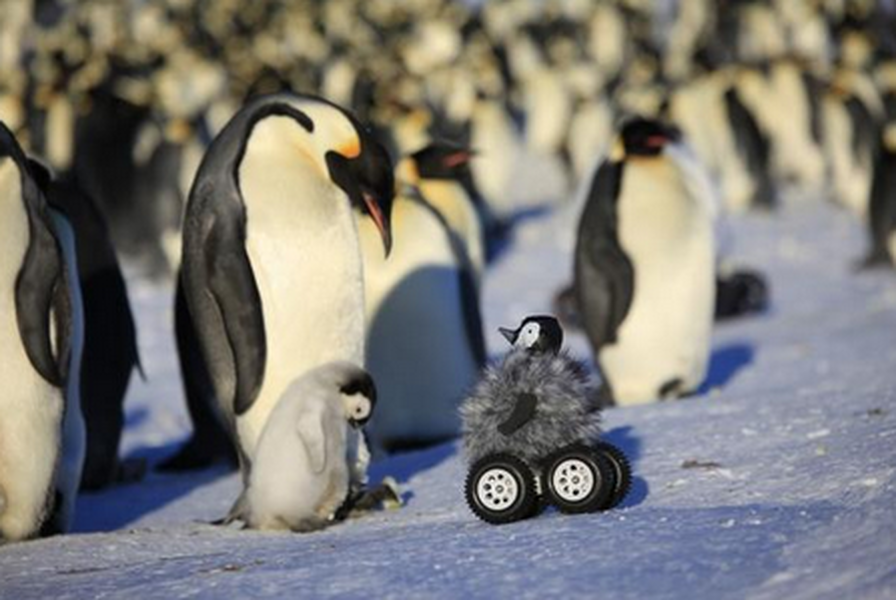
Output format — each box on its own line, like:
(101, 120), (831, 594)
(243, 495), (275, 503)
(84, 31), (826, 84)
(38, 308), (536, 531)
(461, 316), (632, 524)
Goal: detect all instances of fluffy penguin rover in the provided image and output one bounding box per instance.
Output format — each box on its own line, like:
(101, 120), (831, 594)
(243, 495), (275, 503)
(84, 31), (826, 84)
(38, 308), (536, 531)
(574, 118), (716, 405)
(239, 362), (378, 532)
(0, 123), (85, 541)
(178, 93), (394, 515)
(460, 316), (631, 525)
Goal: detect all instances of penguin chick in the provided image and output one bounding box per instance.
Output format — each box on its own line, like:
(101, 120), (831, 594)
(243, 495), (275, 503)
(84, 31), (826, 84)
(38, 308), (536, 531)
(243, 362), (376, 533)
(460, 316), (602, 466)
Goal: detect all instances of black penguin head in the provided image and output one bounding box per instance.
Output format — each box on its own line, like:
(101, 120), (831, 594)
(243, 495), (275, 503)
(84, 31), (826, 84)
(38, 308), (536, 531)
(323, 107), (395, 257)
(340, 368), (377, 429)
(499, 315), (563, 355)
(410, 142), (475, 181)
(620, 118), (680, 157)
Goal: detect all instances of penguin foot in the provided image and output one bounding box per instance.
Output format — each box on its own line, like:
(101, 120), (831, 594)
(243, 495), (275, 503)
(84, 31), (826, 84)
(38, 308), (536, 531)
(116, 458), (148, 485)
(156, 436), (238, 472)
(335, 478), (402, 521)
(856, 251), (893, 271)
(715, 270), (770, 320)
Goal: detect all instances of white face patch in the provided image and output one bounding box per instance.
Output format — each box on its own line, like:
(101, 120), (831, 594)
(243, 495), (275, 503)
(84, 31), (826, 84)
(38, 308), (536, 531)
(518, 323), (541, 349)
(345, 394), (371, 423)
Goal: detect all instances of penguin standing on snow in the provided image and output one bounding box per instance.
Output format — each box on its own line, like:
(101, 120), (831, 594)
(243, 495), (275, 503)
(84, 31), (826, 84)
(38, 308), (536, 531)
(360, 151), (485, 453)
(0, 123), (85, 541)
(863, 124), (896, 267)
(574, 118), (716, 405)
(27, 162), (144, 490)
(178, 94), (393, 513)
(241, 362), (377, 532)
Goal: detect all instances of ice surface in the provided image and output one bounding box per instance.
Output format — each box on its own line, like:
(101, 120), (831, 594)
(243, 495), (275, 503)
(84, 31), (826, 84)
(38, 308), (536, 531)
(1, 195), (894, 599)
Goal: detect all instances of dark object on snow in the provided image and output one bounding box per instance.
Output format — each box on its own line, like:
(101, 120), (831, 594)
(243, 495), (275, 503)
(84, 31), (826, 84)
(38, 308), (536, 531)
(862, 127), (896, 268)
(460, 316), (631, 525)
(715, 270), (770, 320)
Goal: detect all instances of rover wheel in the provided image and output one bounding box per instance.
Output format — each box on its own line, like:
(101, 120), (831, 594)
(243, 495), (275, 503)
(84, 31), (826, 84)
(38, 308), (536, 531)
(465, 453), (539, 525)
(594, 442), (633, 508)
(544, 445), (614, 514)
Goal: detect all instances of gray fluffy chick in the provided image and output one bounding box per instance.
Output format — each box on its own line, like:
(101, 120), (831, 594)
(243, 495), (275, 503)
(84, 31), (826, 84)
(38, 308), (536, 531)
(460, 316), (603, 466)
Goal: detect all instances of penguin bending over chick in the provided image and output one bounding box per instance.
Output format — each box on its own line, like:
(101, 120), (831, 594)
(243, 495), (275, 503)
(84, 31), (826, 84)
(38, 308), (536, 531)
(178, 93), (394, 514)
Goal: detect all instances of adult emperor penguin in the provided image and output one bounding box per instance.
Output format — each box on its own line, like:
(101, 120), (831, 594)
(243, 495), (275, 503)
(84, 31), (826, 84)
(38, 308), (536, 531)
(0, 122), (85, 541)
(179, 93), (393, 492)
(27, 162), (143, 490)
(242, 361), (376, 532)
(360, 154), (486, 453)
(574, 118), (716, 405)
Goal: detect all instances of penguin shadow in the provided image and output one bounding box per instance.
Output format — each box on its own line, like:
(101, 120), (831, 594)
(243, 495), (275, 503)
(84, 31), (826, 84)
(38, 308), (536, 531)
(697, 343), (755, 395)
(74, 438), (235, 533)
(602, 426), (649, 508)
(485, 205), (554, 264)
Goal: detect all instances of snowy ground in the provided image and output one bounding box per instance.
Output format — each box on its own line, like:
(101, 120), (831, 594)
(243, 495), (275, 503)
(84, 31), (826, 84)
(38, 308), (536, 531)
(1, 185), (895, 599)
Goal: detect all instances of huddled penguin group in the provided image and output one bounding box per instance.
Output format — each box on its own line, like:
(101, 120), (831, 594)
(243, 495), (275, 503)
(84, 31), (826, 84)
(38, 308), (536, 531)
(1, 0), (895, 540)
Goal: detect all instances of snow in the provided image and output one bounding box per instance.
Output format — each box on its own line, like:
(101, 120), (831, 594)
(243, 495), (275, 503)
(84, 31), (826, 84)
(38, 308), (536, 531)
(2, 192), (895, 599)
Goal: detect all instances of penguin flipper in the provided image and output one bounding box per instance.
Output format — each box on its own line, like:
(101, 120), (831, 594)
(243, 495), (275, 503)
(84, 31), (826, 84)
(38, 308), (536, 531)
(295, 410), (327, 474)
(7, 135), (68, 387)
(204, 210), (267, 417)
(574, 161), (634, 348)
(192, 197), (267, 415)
(497, 392), (538, 436)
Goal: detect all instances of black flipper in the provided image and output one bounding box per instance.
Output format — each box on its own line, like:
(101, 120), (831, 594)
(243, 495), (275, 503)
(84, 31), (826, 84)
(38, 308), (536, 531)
(203, 205), (266, 417)
(574, 160), (635, 350)
(497, 392), (538, 436)
(0, 123), (66, 387)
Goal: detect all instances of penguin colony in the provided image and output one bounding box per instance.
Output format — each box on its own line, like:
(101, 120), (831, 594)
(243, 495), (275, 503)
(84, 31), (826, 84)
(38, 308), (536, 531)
(0, 0), (894, 541)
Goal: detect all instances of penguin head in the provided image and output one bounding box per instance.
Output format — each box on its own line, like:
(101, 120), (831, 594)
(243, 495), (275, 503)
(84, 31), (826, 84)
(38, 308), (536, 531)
(290, 97), (394, 256)
(410, 142), (475, 181)
(619, 118), (680, 157)
(499, 315), (563, 355)
(339, 368), (378, 429)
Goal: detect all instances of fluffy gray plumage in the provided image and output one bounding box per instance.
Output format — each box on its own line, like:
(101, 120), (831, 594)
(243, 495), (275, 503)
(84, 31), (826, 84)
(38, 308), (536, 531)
(460, 349), (603, 466)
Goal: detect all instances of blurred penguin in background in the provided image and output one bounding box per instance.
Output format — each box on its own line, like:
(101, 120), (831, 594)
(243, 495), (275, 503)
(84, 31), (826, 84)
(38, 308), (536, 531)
(361, 148), (486, 454)
(574, 118), (716, 405)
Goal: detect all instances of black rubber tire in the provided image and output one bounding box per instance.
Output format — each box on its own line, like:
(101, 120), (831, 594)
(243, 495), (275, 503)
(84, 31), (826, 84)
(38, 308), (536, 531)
(544, 444), (615, 514)
(465, 453), (540, 525)
(593, 442), (632, 508)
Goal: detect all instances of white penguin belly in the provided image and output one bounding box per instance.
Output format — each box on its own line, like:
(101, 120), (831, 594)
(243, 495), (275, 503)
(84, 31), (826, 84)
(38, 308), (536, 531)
(360, 198), (479, 447)
(0, 163), (63, 541)
(600, 159), (715, 404)
(237, 150), (365, 458)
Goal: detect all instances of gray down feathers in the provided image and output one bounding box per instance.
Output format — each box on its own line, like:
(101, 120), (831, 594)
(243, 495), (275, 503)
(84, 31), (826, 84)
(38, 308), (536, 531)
(460, 349), (603, 466)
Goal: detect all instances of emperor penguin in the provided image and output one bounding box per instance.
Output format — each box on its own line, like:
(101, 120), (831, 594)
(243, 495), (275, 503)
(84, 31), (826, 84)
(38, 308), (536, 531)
(27, 162), (142, 490)
(242, 361), (376, 532)
(863, 123), (896, 267)
(360, 154), (486, 453)
(574, 118), (716, 405)
(408, 142), (486, 285)
(0, 122), (85, 542)
(179, 94), (394, 497)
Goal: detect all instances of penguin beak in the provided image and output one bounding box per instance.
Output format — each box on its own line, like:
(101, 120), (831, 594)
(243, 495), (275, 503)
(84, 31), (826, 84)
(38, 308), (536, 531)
(498, 327), (517, 344)
(363, 191), (392, 257)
